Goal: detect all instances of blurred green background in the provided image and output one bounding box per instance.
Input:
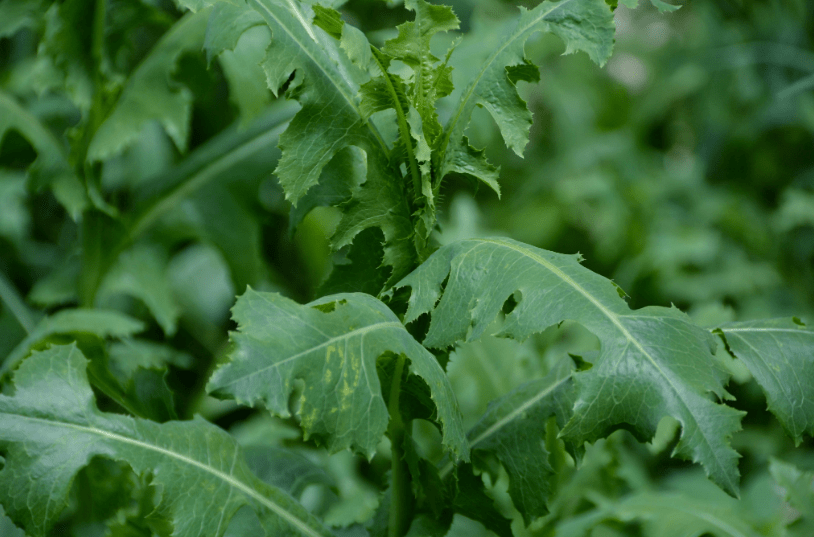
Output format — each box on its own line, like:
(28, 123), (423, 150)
(1, 0), (813, 535)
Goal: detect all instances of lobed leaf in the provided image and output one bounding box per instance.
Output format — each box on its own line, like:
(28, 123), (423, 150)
(0, 344), (333, 537)
(438, 0), (615, 193)
(716, 318), (814, 445)
(207, 289), (468, 460)
(88, 10), (209, 161)
(393, 237), (744, 496)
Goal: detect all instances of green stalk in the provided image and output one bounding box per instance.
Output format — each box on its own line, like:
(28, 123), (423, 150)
(370, 48), (422, 204)
(387, 354), (413, 537)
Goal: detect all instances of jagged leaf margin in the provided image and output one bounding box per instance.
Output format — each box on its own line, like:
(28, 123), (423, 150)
(392, 237), (744, 496)
(207, 289), (468, 460)
(0, 344), (333, 537)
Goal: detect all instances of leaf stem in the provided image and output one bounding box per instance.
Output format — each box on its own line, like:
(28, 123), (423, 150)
(387, 354), (412, 537)
(370, 49), (422, 205)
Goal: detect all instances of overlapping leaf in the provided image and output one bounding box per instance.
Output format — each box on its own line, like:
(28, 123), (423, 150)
(716, 318), (814, 445)
(0, 344), (333, 537)
(87, 10), (209, 161)
(393, 237), (744, 496)
(0, 91), (86, 217)
(437, 0), (615, 192)
(207, 289), (468, 460)
(464, 358), (575, 525)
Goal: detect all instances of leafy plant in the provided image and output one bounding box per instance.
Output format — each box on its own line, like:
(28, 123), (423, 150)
(1, 0), (812, 536)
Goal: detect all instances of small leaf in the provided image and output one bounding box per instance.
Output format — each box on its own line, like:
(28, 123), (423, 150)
(0, 344), (333, 537)
(207, 289), (468, 460)
(770, 458), (814, 536)
(716, 318), (814, 445)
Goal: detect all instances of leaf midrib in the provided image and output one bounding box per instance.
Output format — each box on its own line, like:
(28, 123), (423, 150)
(220, 321), (404, 388)
(478, 238), (737, 492)
(438, 0), (577, 160)
(0, 412), (325, 537)
(249, 0), (387, 153)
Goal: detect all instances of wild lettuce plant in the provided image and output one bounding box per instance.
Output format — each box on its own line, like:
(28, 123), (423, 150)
(0, 0), (812, 536)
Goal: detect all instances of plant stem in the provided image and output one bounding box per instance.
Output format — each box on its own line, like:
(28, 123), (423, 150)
(387, 354), (412, 537)
(0, 271), (36, 334)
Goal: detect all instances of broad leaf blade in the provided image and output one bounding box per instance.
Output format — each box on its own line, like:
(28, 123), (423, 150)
(0, 344), (333, 537)
(394, 237), (744, 496)
(207, 289), (468, 460)
(716, 318), (814, 445)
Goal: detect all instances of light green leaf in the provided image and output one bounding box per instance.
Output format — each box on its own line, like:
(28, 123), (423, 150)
(0, 0), (44, 38)
(381, 0), (459, 145)
(557, 491), (764, 537)
(464, 358), (574, 525)
(619, 0), (681, 12)
(174, 0), (240, 13)
(770, 458), (814, 537)
(0, 308), (145, 379)
(249, 0), (371, 203)
(97, 245), (181, 336)
(438, 0), (614, 191)
(0, 344), (333, 537)
(88, 10), (209, 161)
(393, 237), (744, 496)
(207, 289), (468, 460)
(716, 318), (814, 445)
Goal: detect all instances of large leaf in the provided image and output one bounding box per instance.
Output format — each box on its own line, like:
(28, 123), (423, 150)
(463, 358), (574, 525)
(716, 318), (814, 445)
(207, 289), (468, 460)
(393, 237), (744, 496)
(0, 344), (333, 537)
(437, 0), (614, 190)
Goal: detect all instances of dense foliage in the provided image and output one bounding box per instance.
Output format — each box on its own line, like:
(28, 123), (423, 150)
(1, 0), (813, 535)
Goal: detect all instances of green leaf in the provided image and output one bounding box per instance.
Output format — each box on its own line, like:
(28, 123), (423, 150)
(0, 308), (145, 379)
(618, 0), (681, 13)
(96, 244), (181, 336)
(464, 358), (575, 525)
(381, 0), (459, 146)
(438, 0), (614, 192)
(0, 91), (87, 218)
(87, 10), (210, 161)
(246, 0), (416, 283)
(451, 464), (512, 537)
(0, 0), (44, 38)
(0, 344), (333, 537)
(248, 0), (372, 203)
(716, 318), (814, 445)
(557, 491), (764, 537)
(207, 289), (468, 460)
(393, 237), (744, 496)
(770, 458), (814, 537)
